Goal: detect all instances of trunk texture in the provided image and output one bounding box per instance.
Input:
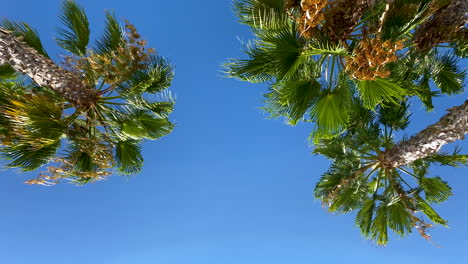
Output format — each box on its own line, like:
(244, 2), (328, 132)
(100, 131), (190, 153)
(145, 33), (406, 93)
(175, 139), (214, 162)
(414, 0), (468, 50)
(0, 28), (96, 109)
(380, 100), (468, 168)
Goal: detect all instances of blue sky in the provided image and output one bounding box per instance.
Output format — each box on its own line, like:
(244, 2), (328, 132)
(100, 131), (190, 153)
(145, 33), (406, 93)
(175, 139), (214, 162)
(1, 0), (468, 263)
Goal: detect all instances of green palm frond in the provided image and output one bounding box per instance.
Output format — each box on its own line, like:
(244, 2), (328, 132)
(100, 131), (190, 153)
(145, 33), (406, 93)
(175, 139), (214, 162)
(114, 106), (174, 140)
(4, 95), (65, 147)
(302, 35), (348, 57)
(0, 65), (17, 79)
(377, 100), (410, 131)
(56, 0), (90, 56)
(233, 0), (288, 30)
(357, 78), (406, 110)
(310, 76), (351, 141)
(125, 56), (174, 94)
(453, 37), (468, 58)
(126, 91), (175, 118)
(423, 151), (468, 167)
(431, 54), (465, 95)
(371, 203), (389, 245)
(1, 141), (60, 171)
(356, 199), (376, 238)
(415, 194), (448, 226)
(380, 0), (434, 40)
(263, 79), (321, 124)
(226, 24), (308, 82)
(419, 176), (452, 204)
(0, 19), (49, 57)
(387, 200), (414, 236)
(95, 11), (124, 54)
(115, 140), (143, 174)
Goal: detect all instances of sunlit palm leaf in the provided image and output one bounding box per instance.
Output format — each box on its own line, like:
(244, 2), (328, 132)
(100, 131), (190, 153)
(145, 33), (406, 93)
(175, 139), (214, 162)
(310, 78), (351, 140)
(233, 0), (288, 30)
(419, 176), (452, 204)
(127, 56), (174, 94)
(415, 194), (448, 226)
(263, 79), (321, 124)
(95, 11), (123, 54)
(357, 78), (406, 110)
(56, 0), (90, 55)
(115, 140), (143, 174)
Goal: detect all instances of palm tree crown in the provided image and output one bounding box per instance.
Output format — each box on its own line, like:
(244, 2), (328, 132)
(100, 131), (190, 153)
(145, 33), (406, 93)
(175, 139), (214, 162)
(227, 0), (468, 245)
(314, 101), (467, 245)
(226, 0), (466, 141)
(0, 0), (175, 185)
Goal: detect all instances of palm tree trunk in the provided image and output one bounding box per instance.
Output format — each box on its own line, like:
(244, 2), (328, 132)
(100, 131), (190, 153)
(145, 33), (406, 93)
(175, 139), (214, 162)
(0, 28), (96, 109)
(380, 100), (468, 168)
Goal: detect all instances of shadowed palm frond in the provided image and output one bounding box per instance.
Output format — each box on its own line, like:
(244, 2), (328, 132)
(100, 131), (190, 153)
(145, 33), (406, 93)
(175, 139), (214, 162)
(2, 141), (60, 171)
(431, 53), (465, 95)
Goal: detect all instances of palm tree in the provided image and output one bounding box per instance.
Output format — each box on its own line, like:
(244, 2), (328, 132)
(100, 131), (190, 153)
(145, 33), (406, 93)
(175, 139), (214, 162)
(0, 0), (175, 185)
(226, 0), (466, 141)
(228, 0), (468, 245)
(314, 101), (466, 245)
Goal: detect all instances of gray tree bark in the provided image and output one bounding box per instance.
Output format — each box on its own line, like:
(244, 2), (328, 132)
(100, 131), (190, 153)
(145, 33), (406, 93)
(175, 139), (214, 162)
(380, 100), (468, 168)
(0, 28), (96, 109)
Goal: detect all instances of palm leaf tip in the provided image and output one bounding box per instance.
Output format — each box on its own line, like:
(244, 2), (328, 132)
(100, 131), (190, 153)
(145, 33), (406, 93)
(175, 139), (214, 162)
(95, 11), (124, 54)
(56, 0), (90, 55)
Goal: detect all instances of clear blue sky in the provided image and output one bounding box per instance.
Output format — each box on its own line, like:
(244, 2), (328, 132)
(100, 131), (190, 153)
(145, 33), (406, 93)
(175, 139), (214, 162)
(1, 1), (468, 263)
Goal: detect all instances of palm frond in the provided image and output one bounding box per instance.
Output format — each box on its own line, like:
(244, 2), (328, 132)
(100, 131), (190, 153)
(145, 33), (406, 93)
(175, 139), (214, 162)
(419, 176), (452, 204)
(310, 76), (351, 141)
(263, 79), (321, 124)
(387, 200), (414, 236)
(233, 0), (288, 30)
(56, 0), (90, 56)
(370, 203), (389, 245)
(226, 24), (308, 82)
(431, 53), (465, 95)
(415, 194), (448, 226)
(356, 199), (376, 238)
(423, 152), (468, 167)
(126, 56), (174, 94)
(115, 140), (143, 174)
(95, 11), (124, 54)
(115, 106), (174, 140)
(125, 91), (175, 118)
(377, 100), (410, 131)
(1, 141), (60, 171)
(380, 0), (434, 40)
(357, 78), (406, 110)
(0, 65), (17, 79)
